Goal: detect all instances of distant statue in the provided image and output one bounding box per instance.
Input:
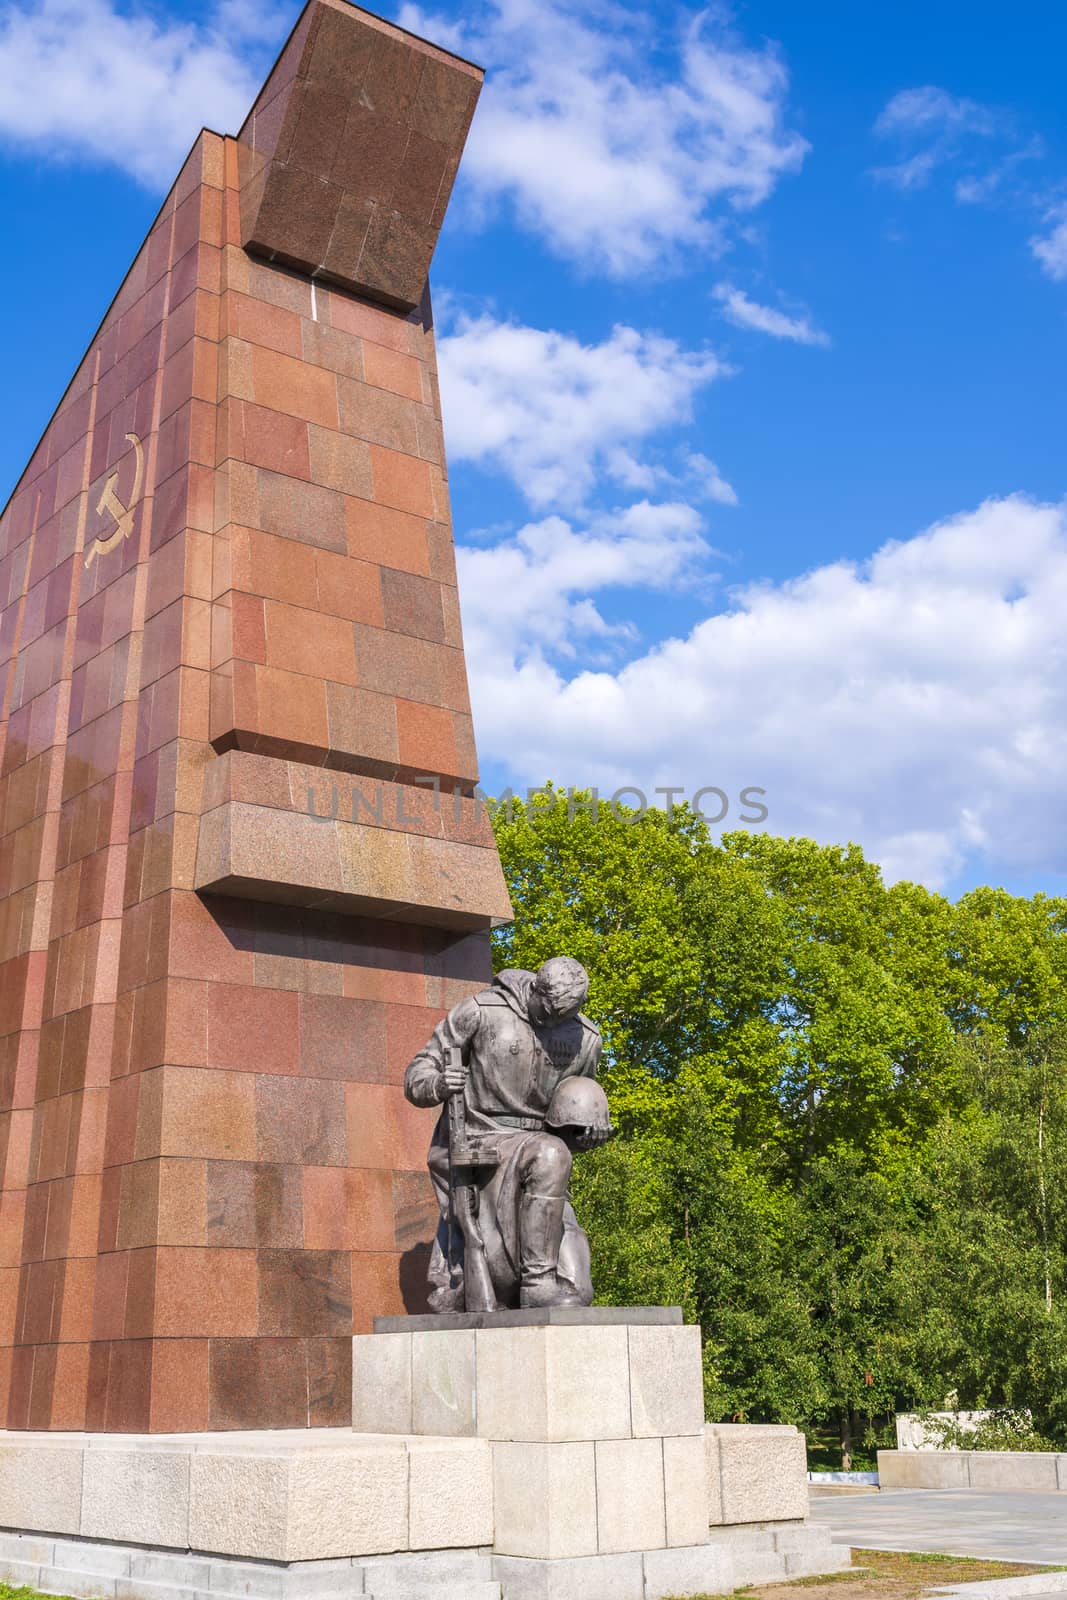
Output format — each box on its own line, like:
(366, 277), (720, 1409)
(404, 957), (614, 1312)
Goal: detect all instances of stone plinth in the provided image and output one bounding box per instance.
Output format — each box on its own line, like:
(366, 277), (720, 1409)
(0, 1322), (850, 1598)
(0, 1428), (493, 1559)
(0, 0), (510, 1434)
(879, 1448), (1067, 1490)
(345, 1310), (851, 1592)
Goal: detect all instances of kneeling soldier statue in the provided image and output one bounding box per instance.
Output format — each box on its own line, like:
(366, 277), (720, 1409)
(404, 957), (613, 1312)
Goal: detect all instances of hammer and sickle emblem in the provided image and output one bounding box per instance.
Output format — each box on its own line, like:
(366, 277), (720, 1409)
(84, 432), (145, 568)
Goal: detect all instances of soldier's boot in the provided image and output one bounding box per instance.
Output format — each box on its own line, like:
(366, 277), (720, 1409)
(518, 1193), (584, 1308)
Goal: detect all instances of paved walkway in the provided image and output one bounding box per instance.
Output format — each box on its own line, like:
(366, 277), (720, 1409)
(809, 1488), (1067, 1565)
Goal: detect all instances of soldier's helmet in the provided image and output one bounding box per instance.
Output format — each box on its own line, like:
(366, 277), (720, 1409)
(546, 1077), (613, 1137)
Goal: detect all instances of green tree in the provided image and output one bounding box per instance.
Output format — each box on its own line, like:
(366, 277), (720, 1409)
(488, 792), (1067, 1459)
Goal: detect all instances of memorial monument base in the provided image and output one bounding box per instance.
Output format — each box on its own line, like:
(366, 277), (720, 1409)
(0, 1312), (849, 1597)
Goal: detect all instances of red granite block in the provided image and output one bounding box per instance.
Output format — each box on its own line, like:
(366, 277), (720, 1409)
(308, 1335), (350, 1424)
(164, 289), (220, 363)
(158, 1066), (257, 1161)
(158, 1157), (207, 1245)
(204, 1160), (302, 1249)
(229, 400), (312, 481)
(298, 992), (387, 1082)
(350, 1249), (407, 1332)
(255, 1075), (346, 1165)
(209, 1335), (307, 1429)
(302, 1164), (393, 1251)
(7, 1343), (33, 1428)
(83, 1340), (110, 1430)
(150, 1337), (209, 1431)
(351, 627), (441, 707)
(124, 1245), (157, 1338)
(0, 1269), (19, 1347)
(301, 319), (364, 381)
(363, 341), (423, 403)
(341, 962), (426, 1006)
(314, 548), (383, 626)
(50, 1342), (90, 1428)
(91, 1249), (129, 1341)
(0, 1190), (25, 1270)
(103, 1337), (152, 1430)
(325, 683), (399, 770)
(26, 1342), (58, 1429)
(115, 1159), (160, 1250)
(262, 599), (357, 684)
(368, 444), (434, 518)
(229, 528), (318, 610)
(251, 347), (338, 429)
(395, 699), (459, 782)
(256, 1247), (351, 1335)
(255, 469), (347, 553)
(169, 891), (254, 985)
(337, 378), (420, 456)
(208, 982), (300, 1075)
(392, 1166), (437, 1253)
(155, 1246), (257, 1336)
(381, 570), (446, 644)
(227, 291), (303, 359)
(55, 1256), (96, 1344)
(160, 337), (216, 424)
(346, 1082), (435, 1172)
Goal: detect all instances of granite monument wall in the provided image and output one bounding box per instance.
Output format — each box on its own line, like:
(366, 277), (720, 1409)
(0, 0), (510, 1433)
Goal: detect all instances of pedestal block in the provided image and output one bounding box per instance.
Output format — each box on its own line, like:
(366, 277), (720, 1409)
(346, 1308), (852, 1595)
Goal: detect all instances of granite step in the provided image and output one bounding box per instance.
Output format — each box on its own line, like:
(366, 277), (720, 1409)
(364, 1587), (500, 1600)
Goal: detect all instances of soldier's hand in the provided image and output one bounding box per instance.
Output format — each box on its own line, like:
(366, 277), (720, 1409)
(441, 1059), (468, 1097)
(572, 1119), (614, 1151)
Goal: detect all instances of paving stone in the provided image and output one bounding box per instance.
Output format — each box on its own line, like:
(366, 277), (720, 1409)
(0, 1535), (55, 1563)
(53, 1539), (134, 1575)
(39, 1567), (119, 1599)
(642, 1542), (735, 1600)
(128, 1554), (216, 1587)
(357, 1551), (491, 1591)
(810, 1486), (1067, 1563)
(0, 1560), (42, 1587)
(490, 1552), (645, 1600)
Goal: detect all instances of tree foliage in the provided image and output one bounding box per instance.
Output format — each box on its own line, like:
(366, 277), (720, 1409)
(490, 790), (1067, 1460)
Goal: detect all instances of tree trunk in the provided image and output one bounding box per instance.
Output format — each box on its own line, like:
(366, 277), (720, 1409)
(839, 1407), (853, 1472)
(1038, 1079), (1052, 1312)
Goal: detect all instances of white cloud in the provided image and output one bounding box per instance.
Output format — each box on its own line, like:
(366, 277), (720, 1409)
(871, 84), (1003, 193)
(875, 86), (998, 140)
(461, 494), (1067, 890)
(1031, 206), (1067, 281)
(684, 452), (738, 507)
(0, 0), (277, 185)
(713, 283), (829, 346)
(398, 0), (807, 276)
(437, 314), (727, 509)
(871, 149), (940, 193)
(458, 500), (710, 669)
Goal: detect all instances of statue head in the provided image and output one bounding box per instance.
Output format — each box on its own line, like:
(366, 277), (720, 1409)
(528, 956), (589, 1025)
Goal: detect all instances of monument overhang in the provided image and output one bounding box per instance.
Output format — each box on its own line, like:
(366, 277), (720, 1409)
(238, 0), (483, 310)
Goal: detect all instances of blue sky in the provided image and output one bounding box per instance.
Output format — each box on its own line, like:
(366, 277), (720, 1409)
(2, 0), (1066, 897)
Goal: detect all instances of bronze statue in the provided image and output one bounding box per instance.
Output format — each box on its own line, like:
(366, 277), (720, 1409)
(404, 957), (613, 1312)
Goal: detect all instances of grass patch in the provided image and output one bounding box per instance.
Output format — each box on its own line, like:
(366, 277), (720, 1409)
(662, 1546), (1066, 1600)
(0, 1587), (80, 1600)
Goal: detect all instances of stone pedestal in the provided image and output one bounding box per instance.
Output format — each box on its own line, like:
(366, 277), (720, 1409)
(346, 1308), (852, 1596)
(0, 1342), (850, 1597)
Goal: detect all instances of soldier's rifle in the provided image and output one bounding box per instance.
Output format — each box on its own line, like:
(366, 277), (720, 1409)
(446, 1044), (498, 1313)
